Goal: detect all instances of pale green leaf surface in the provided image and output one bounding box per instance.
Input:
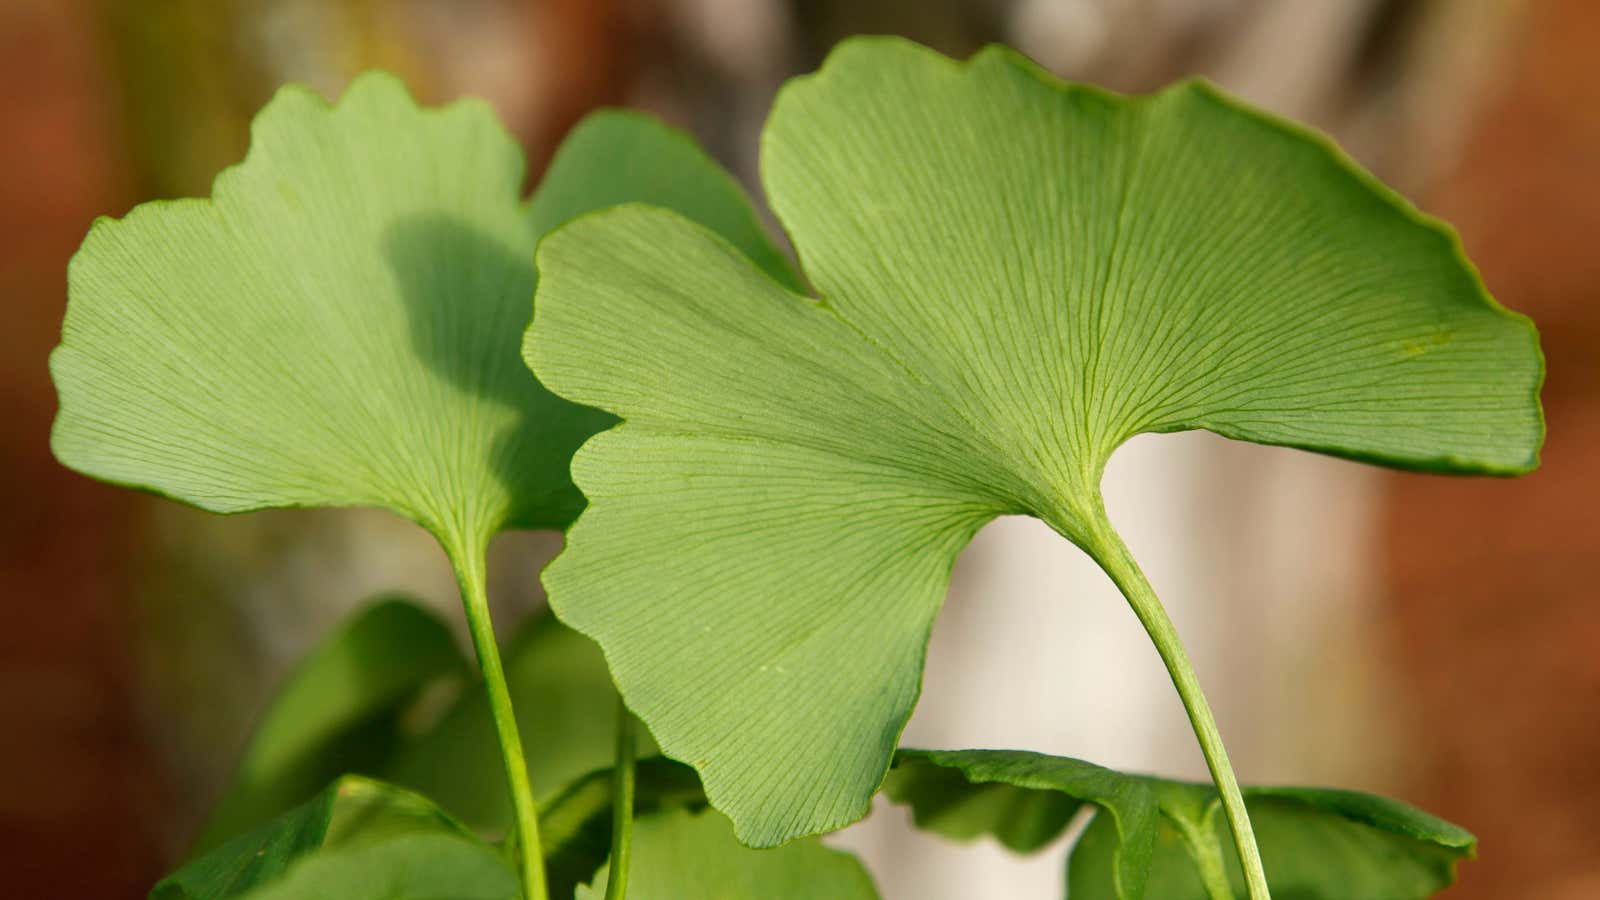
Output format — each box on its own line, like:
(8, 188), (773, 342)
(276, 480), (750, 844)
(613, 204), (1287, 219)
(153, 776), (507, 900)
(235, 835), (518, 900)
(193, 597), (467, 855)
(575, 807), (878, 900)
(527, 37), (1542, 845)
(885, 749), (1474, 900)
(52, 75), (796, 556)
(52, 71), (597, 549)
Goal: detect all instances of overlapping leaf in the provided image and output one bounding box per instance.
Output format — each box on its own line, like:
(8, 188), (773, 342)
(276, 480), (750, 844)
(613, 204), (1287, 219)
(53, 72), (585, 551)
(537, 757), (705, 896)
(51, 72), (796, 559)
(192, 598), (649, 849)
(885, 749), (1474, 900)
(192, 597), (466, 853)
(527, 36), (1543, 845)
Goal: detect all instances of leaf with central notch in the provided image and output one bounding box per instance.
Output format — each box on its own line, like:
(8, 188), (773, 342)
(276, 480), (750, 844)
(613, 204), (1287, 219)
(525, 36), (1542, 847)
(51, 73), (798, 561)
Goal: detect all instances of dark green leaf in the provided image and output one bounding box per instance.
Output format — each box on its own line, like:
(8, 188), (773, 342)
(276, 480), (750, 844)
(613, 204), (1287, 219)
(526, 110), (801, 292)
(575, 807), (879, 899)
(886, 749), (1475, 899)
(192, 598), (648, 857)
(153, 776), (512, 900)
(192, 597), (466, 854)
(885, 750), (1158, 896)
(525, 36), (1542, 844)
(538, 756), (705, 897)
(884, 755), (1083, 852)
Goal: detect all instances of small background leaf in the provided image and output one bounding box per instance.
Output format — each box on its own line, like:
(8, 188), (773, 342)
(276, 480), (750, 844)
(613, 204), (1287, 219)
(153, 776), (508, 900)
(233, 834), (518, 900)
(192, 599), (637, 852)
(576, 807), (879, 900)
(191, 597), (466, 854)
(526, 109), (801, 292)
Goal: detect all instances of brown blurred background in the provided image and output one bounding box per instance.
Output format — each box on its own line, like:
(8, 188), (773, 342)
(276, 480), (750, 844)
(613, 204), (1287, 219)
(1, 0), (1595, 897)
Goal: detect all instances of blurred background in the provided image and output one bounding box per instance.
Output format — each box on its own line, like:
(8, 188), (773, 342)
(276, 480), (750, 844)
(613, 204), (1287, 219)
(2, 0), (1596, 897)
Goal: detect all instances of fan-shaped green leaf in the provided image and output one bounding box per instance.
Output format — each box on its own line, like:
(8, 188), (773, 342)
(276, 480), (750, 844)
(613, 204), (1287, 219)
(884, 749), (1474, 900)
(52, 71), (592, 549)
(52, 72), (807, 897)
(193, 597), (467, 855)
(153, 776), (512, 900)
(526, 36), (1542, 846)
(575, 807), (879, 899)
(51, 74), (795, 556)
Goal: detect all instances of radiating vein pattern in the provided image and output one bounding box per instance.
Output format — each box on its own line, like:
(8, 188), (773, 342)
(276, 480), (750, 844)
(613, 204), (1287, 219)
(528, 37), (1543, 846)
(51, 72), (596, 542)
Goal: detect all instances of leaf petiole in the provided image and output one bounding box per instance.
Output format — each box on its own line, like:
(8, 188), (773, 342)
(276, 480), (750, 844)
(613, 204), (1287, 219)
(604, 697), (638, 900)
(1165, 801), (1237, 900)
(1079, 501), (1270, 900)
(451, 545), (549, 900)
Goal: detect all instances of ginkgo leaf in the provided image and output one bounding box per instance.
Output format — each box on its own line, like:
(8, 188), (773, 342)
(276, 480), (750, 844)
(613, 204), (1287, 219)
(193, 597), (467, 854)
(881, 749), (1473, 900)
(235, 835), (518, 900)
(575, 807), (879, 900)
(537, 756), (705, 897)
(153, 776), (514, 900)
(51, 69), (807, 896)
(52, 71), (593, 549)
(528, 110), (801, 293)
(881, 749), (1126, 856)
(526, 36), (1543, 849)
(192, 598), (644, 852)
(51, 74), (794, 555)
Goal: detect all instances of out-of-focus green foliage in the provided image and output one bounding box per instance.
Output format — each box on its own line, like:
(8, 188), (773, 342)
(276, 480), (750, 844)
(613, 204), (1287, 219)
(153, 776), (515, 900)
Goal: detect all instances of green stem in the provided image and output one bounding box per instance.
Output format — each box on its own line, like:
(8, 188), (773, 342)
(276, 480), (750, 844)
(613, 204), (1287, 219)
(452, 552), (548, 900)
(1080, 507), (1270, 900)
(604, 697), (637, 900)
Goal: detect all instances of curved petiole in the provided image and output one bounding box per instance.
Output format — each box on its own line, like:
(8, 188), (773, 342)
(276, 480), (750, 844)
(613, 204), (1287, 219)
(604, 698), (638, 900)
(450, 546), (549, 900)
(1078, 501), (1271, 900)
